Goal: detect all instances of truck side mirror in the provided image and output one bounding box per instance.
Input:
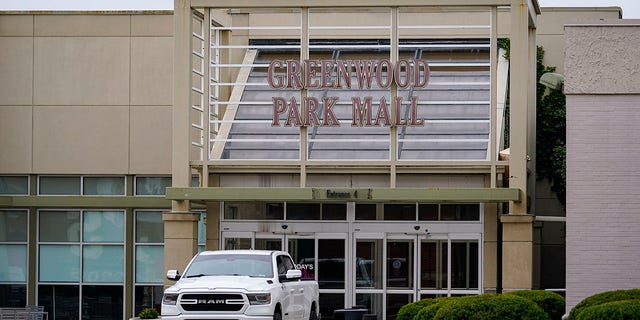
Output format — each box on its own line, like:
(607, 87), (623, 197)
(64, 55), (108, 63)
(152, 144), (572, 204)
(287, 269), (302, 279)
(167, 269), (181, 281)
(279, 269), (302, 282)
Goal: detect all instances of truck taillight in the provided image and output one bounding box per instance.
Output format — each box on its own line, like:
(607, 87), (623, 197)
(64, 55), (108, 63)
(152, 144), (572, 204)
(163, 293), (178, 305)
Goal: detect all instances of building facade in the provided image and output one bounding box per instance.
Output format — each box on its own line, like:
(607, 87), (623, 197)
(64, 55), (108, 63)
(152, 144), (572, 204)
(0, 3), (620, 319)
(565, 19), (640, 311)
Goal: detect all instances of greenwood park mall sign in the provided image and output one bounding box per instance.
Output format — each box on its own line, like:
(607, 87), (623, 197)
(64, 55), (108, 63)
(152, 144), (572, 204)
(268, 59), (430, 127)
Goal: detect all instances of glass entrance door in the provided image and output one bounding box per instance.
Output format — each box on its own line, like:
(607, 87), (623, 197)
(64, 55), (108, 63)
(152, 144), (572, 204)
(353, 230), (482, 320)
(221, 227), (348, 320)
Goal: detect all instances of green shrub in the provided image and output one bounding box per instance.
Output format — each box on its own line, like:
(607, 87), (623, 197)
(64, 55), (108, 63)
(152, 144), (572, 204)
(138, 307), (160, 319)
(414, 297), (458, 320)
(505, 290), (565, 320)
(432, 294), (550, 320)
(575, 300), (640, 320)
(567, 289), (640, 320)
(397, 299), (440, 320)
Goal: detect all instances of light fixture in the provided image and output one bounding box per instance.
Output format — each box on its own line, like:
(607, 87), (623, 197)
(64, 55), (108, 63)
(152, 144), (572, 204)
(539, 72), (564, 91)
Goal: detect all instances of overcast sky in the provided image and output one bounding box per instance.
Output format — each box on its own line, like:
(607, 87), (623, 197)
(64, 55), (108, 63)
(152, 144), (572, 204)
(0, 0), (638, 19)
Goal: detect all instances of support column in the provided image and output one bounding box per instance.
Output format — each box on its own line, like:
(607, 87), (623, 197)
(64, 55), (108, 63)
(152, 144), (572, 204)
(502, 0), (535, 292)
(501, 215), (534, 291)
(166, 0), (198, 288)
(163, 213), (200, 288)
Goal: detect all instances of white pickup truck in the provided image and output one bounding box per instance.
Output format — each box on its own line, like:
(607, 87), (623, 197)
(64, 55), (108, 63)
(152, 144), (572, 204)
(162, 250), (320, 320)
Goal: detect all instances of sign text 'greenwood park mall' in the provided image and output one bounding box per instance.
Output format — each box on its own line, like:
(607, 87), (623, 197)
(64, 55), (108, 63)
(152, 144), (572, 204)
(268, 59), (430, 127)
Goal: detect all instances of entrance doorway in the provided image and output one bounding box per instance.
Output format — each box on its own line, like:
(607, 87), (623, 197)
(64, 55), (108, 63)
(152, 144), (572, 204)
(220, 218), (481, 320)
(353, 225), (481, 320)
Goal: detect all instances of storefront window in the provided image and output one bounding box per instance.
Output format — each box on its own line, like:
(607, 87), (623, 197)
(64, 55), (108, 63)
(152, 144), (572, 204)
(0, 176), (29, 195)
(135, 176), (171, 196)
(39, 176), (81, 195)
(0, 210), (28, 307)
(224, 202), (284, 220)
(83, 176), (125, 195)
(134, 210), (165, 316)
(356, 203), (481, 221)
(38, 285), (80, 319)
(38, 209), (125, 319)
(451, 241), (479, 289)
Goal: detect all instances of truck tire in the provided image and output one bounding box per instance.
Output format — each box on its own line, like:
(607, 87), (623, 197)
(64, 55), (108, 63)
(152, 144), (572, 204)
(274, 310), (283, 320)
(309, 307), (318, 320)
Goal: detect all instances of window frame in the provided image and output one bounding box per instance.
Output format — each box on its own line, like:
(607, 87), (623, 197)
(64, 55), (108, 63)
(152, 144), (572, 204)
(0, 209), (29, 308)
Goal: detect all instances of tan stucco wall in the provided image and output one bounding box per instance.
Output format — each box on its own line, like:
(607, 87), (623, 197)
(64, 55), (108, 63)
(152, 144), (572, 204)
(537, 7), (620, 72)
(0, 12), (174, 175)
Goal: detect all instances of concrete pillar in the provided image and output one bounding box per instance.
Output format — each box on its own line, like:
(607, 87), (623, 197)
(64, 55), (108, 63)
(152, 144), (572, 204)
(206, 202), (221, 250)
(502, 0), (535, 292)
(163, 212), (200, 288)
(484, 203), (499, 293)
(501, 214), (534, 291)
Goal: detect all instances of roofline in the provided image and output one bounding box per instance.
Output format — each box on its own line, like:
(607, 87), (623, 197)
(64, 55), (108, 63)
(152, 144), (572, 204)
(0, 10), (173, 15)
(540, 6), (622, 19)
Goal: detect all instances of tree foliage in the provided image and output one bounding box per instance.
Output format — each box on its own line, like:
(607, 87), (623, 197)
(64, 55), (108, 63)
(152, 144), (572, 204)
(499, 38), (566, 205)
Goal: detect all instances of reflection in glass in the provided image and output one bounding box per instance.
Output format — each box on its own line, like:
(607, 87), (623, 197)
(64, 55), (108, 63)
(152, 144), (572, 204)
(39, 245), (80, 282)
(0, 210), (27, 242)
(224, 202), (284, 220)
(418, 204), (438, 221)
(441, 204), (480, 221)
(287, 203), (320, 220)
(451, 241), (478, 289)
(355, 204), (377, 220)
(0, 176), (28, 195)
(322, 204), (347, 220)
(39, 211), (80, 242)
(289, 238), (315, 280)
(420, 241), (448, 289)
(0, 284), (26, 307)
(83, 211), (124, 243)
(134, 285), (163, 316)
(318, 239), (345, 289)
(82, 285), (123, 320)
(82, 245), (124, 283)
(135, 177), (171, 195)
(225, 238), (252, 250)
(384, 204), (416, 221)
(319, 293), (344, 320)
(135, 246), (164, 283)
(0, 245), (27, 282)
(356, 293), (383, 320)
(387, 241), (413, 289)
(135, 211), (163, 243)
(39, 176), (81, 195)
(83, 176), (125, 195)
(38, 285), (80, 320)
(255, 238), (282, 251)
(197, 212), (206, 244)
(356, 240), (382, 289)
(386, 294), (412, 320)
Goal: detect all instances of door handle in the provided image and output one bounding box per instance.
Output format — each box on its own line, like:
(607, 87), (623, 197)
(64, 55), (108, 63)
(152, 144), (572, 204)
(299, 288), (304, 293)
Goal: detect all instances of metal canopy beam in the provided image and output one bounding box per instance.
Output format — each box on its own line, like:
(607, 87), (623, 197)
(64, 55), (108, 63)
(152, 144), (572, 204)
(166, 187), (520, 202)
(193, 0), (513, 8)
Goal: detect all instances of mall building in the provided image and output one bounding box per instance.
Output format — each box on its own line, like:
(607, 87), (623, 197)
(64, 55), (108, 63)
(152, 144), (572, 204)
(0, 1), (621, 319)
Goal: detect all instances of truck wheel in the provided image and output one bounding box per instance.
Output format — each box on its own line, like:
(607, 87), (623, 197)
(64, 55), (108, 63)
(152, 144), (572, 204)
(274, 311), (282, 320)
(309, 308), (318, 320)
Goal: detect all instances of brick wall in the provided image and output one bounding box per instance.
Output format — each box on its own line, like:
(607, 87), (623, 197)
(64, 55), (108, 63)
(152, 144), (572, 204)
(565, 22), (640, 311)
